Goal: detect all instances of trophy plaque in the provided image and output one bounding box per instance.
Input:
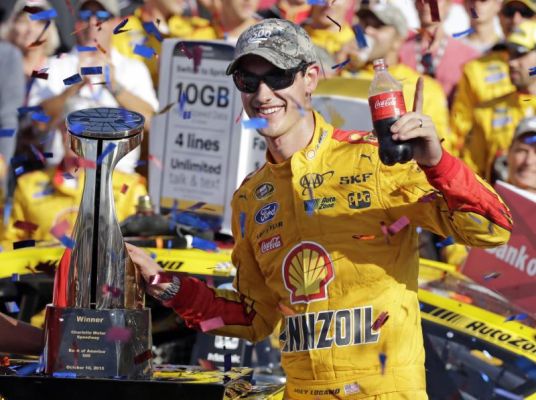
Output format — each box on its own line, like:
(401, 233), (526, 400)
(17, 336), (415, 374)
(43, 108), (152, 379)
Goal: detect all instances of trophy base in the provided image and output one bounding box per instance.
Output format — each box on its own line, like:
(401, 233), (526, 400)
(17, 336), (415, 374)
(43, 305), (152, 379)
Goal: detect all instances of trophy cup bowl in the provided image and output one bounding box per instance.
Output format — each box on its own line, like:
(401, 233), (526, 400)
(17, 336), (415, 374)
(43, 108), (152, 379)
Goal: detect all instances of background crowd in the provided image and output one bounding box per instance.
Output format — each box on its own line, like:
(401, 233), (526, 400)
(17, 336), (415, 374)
(0, 0), (535, 267)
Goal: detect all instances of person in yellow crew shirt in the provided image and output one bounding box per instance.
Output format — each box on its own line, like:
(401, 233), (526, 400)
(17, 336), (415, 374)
(303, 0), (355, 56)
(460, 20), (536, 181)
(340, 2), (453, 153)
(450, 0), (536, 153)
(112, 0), (218, 87)
(0, 129), (147, 249)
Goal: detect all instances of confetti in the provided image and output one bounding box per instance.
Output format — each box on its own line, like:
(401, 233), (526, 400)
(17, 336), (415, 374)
(493, 388), (523, 400)
(97, 143), (117, 164)
(198, 359), (217, 371)
(59, 235), (75, 249)
(31, 69), (49, 80)
(63, 73), (83, 85)
(529, 67), (536, 76)
(387, 216), (410, 235)
(102, 284), (122, 297)
(524, 135), (536, 144)
(182, 111), (192, 119)
(14, 166), (25, 176)
(379, 352), (387, 374)
(52, 372), (76, 378)
(470, 7), (478, 18)
(14, 220), (38, 232)
(188, 202), (206, 211)
(331, 58), (351, 70)
(504, 313), (528, 322)
(105, 327), (132, 342)
(148, 154), (163, 170)
(0, 129), (16, 137)
(30, 144), (45, 163)
(11, 274), (20, 282)
(134, 349), (153, 364)
(452, 28), (475, 38)
(81, 66), (102, 75)
(326, 15), (341, 32)
(133, 44), (156, 59)
(95, 42), (107, 54)
(178, 42), (194, 59)
(5, 302), (20, 313)
(353, 24), (368, 48)
(18, 105), (42, 116)
(76, 45), (97, 52)
(29, 8), (57, 20)
(242, 118), (268, 129)
(435, 236), (454, 248)
(192, 46), (203, 73)
(480, 372), (490, 382)
(113, 18), (129, 34)
(224, 353), (232, 372)
(120, 183), (129, 194)
(308, 0), (327, 3)
(31, 112), (50, 123)
(50, 220), (70, 239)
(142, 21), (163, 42)
(13, 240), (36, 249)
(372, 312), (389, 330)
(191, 236), (217, 251)
(199, 317), (225, 332)
(352, 234), (376, 240)
(69, 122), (85, 135)
(483, 271), (501, 281)
(33, 186), (54, 198)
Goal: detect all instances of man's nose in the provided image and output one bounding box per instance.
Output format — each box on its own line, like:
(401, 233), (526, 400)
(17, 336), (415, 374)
(255, 80), (274, 100)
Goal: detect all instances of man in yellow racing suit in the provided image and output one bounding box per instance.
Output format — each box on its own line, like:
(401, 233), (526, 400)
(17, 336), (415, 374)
(126, 19), (512, 399)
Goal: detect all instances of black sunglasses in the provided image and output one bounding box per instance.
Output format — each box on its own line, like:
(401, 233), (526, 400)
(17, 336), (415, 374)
(233, 62), (313, 93)
(79, 9), (112, 22)
(501, 4), (535, 18)
(421, 53), (436, 77)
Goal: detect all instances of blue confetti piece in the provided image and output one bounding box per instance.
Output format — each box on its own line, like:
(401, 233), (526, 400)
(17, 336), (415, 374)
(191, 236), (218, 251)
(505, 313), (528, 322)
(480, 372), (490, 382)
(5, 301), (20, 313)
(452, 27), (475, 38)
(353, 24), (368, 48)
(242, 118), (268, 130)
(34, 186), (54, 198)
(11, 273), (20, 282)
(69, 122), (84, 135)
(14, 166), (25, 176)
(29, 8), (57, 20)
(331, 58), (351, 70)
(17, 105), (42, 116)
(182, 111), (191, 119)
(167, 239), (172, 249)
(307, 0), (326, 4)
(104, 65), (111, 90)
(142, 21), (163, 42)
(43, 152), (53, 158)
(133, 44), (156, 59)
(224, 353), (232, 372)
(379, 352), (387, 374)
(239, 212), (246, 238)
(113, 18), (129, 34)
(529, 68), (536, 77)
(524, 135), (536, 144)
(31, 112), (51, 123)
(493, 388), (523, 400)
(0, 129), (16, 137)
(304, 199), (315, 216)
(150, 252), (157, 259)
(52, 372), (77, 378)
(135, 160), (147, 167)
(63, 73), (82, 86)
(435, 236), (454, 248)
(179, 92), (187, 112)
(81, 66), (103, 75)
(15, 362), (40, 376)
(59, 235), (75, 249)
(97, 143), (117, 164)
(76, 45), (97, 52)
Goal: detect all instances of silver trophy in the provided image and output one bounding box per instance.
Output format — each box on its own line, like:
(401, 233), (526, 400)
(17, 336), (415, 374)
(43, 108), (152, 378)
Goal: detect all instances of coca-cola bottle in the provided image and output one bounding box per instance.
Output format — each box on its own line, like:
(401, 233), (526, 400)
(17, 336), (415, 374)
(368, 58), (413, 165)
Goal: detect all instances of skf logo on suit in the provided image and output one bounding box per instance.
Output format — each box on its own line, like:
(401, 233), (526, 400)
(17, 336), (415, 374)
(282, 241), (334, 304)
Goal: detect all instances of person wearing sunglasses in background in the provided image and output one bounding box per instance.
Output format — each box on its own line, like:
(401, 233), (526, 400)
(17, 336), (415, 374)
(399, 0), (480, 105)
(126, 18), (512, 399)
(451, 0), (535, 156)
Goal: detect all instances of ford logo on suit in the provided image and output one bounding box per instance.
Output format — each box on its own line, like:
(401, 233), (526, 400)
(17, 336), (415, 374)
(255, 202), (279, 224)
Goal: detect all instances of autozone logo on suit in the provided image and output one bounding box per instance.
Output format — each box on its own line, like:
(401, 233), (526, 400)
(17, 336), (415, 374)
(255, 202), (279, 224)
(259, 235), (282, 254)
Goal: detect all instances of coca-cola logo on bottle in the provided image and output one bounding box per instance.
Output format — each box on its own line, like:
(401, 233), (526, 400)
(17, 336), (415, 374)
(374, 96), (396, 109)
(259, 235), (282, 253)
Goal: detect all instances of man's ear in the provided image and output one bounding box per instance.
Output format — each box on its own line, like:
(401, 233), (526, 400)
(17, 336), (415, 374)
(304, 63), (321, 93)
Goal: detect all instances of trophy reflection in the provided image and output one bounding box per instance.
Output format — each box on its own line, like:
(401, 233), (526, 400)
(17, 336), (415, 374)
(43, 108), (152, 378)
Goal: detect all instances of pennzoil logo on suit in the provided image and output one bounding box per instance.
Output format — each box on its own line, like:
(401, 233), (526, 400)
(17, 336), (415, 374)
(282, 241), (334, 304)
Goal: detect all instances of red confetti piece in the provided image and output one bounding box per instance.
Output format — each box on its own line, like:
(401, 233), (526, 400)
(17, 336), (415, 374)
(429, 0), (440, 22)
(134, 349), (153, 364)
(77, 157), (97, 169)
(352, 234), (375, 240)
(199, 316), (225, 332)
(387, 216), (410, 235)
(50, 219), (70, 239)
(192, 46), (203, 73)
(14, 220), (38, 232)
(120, 183), (129, 194)
(198, 359), (217, 371)
(148, 154), (163, 170)
(101, 284), (122, 297)
(31, 69), (49, 80)
(372, 311), (389, 331)
(105, 326), (132, 342)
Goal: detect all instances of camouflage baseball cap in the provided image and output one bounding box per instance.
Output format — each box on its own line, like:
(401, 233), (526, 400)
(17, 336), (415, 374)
(225, 19), (318, 75)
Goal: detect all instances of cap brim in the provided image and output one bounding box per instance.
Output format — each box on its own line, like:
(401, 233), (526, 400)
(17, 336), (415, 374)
(225, 47), (302, 75)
